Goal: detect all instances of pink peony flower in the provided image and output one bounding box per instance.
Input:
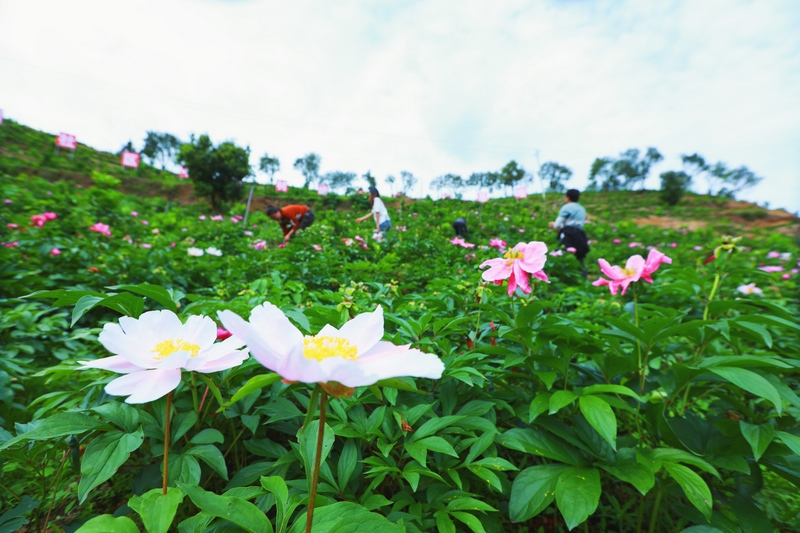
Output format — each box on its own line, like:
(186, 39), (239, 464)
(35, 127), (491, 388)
(278, 243), (286, 248)
(312, 244), (323, 251)
(694, 246), (703, 251)
(670, 242), (678, 248)
(519, 228), (525, 233)
(792, 269), (799, 274)
(566, 247), (577, 253)
(550, 249), (564, 257)
(629, 242), (642, 248)
(3, 199), (11, 204)
(170, 242), (176, 248)
(199, 215), (207, 221)
(489, 238), (507, 250)
(30, 214), (47, 228)
(766, 251), (780, 259)
(89, 222), (112, 236)
(759, 266), (784, 273)
(141, 243), (152, 249)
(141, 220), (149, 225)
(216, 326), (232, 341)
(3, 241), (19, 248)
(244, 230), (253, 237)
(641, 249), (673, 282)
(211, 215), (224, 221)
(230, 217), (239, 223)
(480, 241), (549, 297)
(782, 274), (791, 280)
(6, 223), (18, 229)
(613, 239), (621, 244)
(253, 240), (267, 250)
(43, 212), (57, 221)
(131, 211), (138, 217)
(593, 249), (672, 296)
(50, 248), (61, 256)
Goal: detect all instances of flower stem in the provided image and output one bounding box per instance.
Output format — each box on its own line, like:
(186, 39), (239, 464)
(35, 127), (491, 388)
(703, 271), (722, 321)
(306, 389), (328, 533)
(163, 391), (173, 495)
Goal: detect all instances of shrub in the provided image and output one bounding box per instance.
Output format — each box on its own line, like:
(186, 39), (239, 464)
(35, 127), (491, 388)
(660, 170), (691, 205)
(90, 170), (121, 189)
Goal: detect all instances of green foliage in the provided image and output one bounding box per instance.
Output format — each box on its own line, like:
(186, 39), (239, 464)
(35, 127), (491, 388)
(179, 134), (252, 209)
(660, 170), (692, 205)
(0, 169), (798, 532)
(589, 147), (663, 191)
(90, 170), (122, 189)
(293, 153), (321, 188)
(539, 161), (573, 193)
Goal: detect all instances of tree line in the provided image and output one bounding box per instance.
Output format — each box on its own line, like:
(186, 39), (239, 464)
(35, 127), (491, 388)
(121, 133), (763, 209)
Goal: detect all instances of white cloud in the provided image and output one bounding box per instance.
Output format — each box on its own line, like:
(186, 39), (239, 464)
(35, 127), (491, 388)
(1, 0), (798, 211)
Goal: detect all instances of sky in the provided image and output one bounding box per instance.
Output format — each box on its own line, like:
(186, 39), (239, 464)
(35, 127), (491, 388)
(1, 0), (799, 213)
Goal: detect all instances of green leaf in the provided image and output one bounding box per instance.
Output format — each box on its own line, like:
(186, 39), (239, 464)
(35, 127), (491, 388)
(78, 429), (144, 503)
(598, 461), (654, 495)
(739, 422), (775, 462)
(337, 439), (358, 491)
(374, 377), (423, 394)
(435, 510), (456, 533)
(472, 457), (518, 471)
(0, 496), (40, 533)
(128, 487), (185, 533)
(71, 295), (105, 327)
(410, 415), (465, 441)
(777, 431), (800, 457)
(555, 467), (601, 531)
(509, 464), (566, 522)
(529, 393), (550, 423)
(450, 511), (487, 533)
(288, 501), (405, 533)
(579, 395), (617, 451)
(299, 421), (335, 490)
(498, 428), (578, 464)
(195, 374), (224, 411)
(91, 402), (139, 433)
(107, 283), (178, 313)
(260, 475), (289, 531)
(549, 390), (577, 414)
(404, 440), (427, 466)
(419, 436), (459, 457)
(467, 464), (503, 492)
(74, 515), (139, 533)
(581, 384), (641, 401)
(186, 444), (228, 480)
(649, 448), (720, 479)
(708, 367), (782, 414)
(217, 373), (282, 412)
(446, 497), (497, 512)
(663, 462), (713, 521)
(189, 428), (224, 445)
(178, 482), (274, 533)
(0, 412), (103, 450)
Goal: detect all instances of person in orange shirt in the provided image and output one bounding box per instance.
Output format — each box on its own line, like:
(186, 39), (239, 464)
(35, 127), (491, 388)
(267, 204), (315, 243)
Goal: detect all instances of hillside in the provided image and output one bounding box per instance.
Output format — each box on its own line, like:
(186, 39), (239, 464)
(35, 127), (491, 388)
(1, 119), (797, 240)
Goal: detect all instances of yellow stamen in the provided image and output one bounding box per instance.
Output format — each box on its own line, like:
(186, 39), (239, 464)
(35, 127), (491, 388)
(622, 267), (637, 277)
(503, 249), (523, 266)
(303, 335), (358, 361)
(152, 339), (201, 360)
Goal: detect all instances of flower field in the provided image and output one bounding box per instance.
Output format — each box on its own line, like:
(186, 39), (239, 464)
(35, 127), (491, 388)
(1, 171), (799, 532)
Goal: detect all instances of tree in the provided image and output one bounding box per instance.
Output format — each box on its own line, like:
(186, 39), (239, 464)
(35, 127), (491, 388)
(538, 162), (573, 193)
(119, 140), (135, 155)
(587, 148), (663, 191)
(178, 135), (252, 210)
(259, 153), (280, 184)
(681, 153), (713, 194)
(362, 171), (377, 189)
(142, 132), (181, 169)
(430, 174), (464, 193)
(718, 165), (762, 199)
(320, 171), (356, 193)
(385, 175), (396, 195)
(499, 160), (525, 195)
(293, 153), (321, 188)
(659, 171), (692, 205)
(680, 154), (762, 198)
(400, 171), (417, 195)
(467, 171), (500, 193)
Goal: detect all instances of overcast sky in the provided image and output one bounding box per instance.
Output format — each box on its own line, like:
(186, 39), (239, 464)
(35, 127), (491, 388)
(1, 0), (798, 213)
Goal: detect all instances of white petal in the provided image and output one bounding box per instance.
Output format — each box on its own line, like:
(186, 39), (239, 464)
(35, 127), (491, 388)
(191, 350), (249, 373)
(337, 306), (384, 355)
(249, 303), (305, 355)
(218, 306), (302, 373)
(104, 368), (181, 403)
(180, 315), (217, 349)
(276, 353), (329, 383)
(135, 310), (183, 340)
(79, 355), (143, 374)
(356, 342), (445, 383)
(190, 335), (246, 367)
(98, 322), (157, 368)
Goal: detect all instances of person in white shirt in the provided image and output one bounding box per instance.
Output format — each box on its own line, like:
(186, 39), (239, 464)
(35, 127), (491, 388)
(356, 187), (391, 233)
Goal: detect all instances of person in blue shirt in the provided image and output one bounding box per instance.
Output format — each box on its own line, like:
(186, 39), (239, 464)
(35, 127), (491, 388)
(549, 189), (589, 277)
